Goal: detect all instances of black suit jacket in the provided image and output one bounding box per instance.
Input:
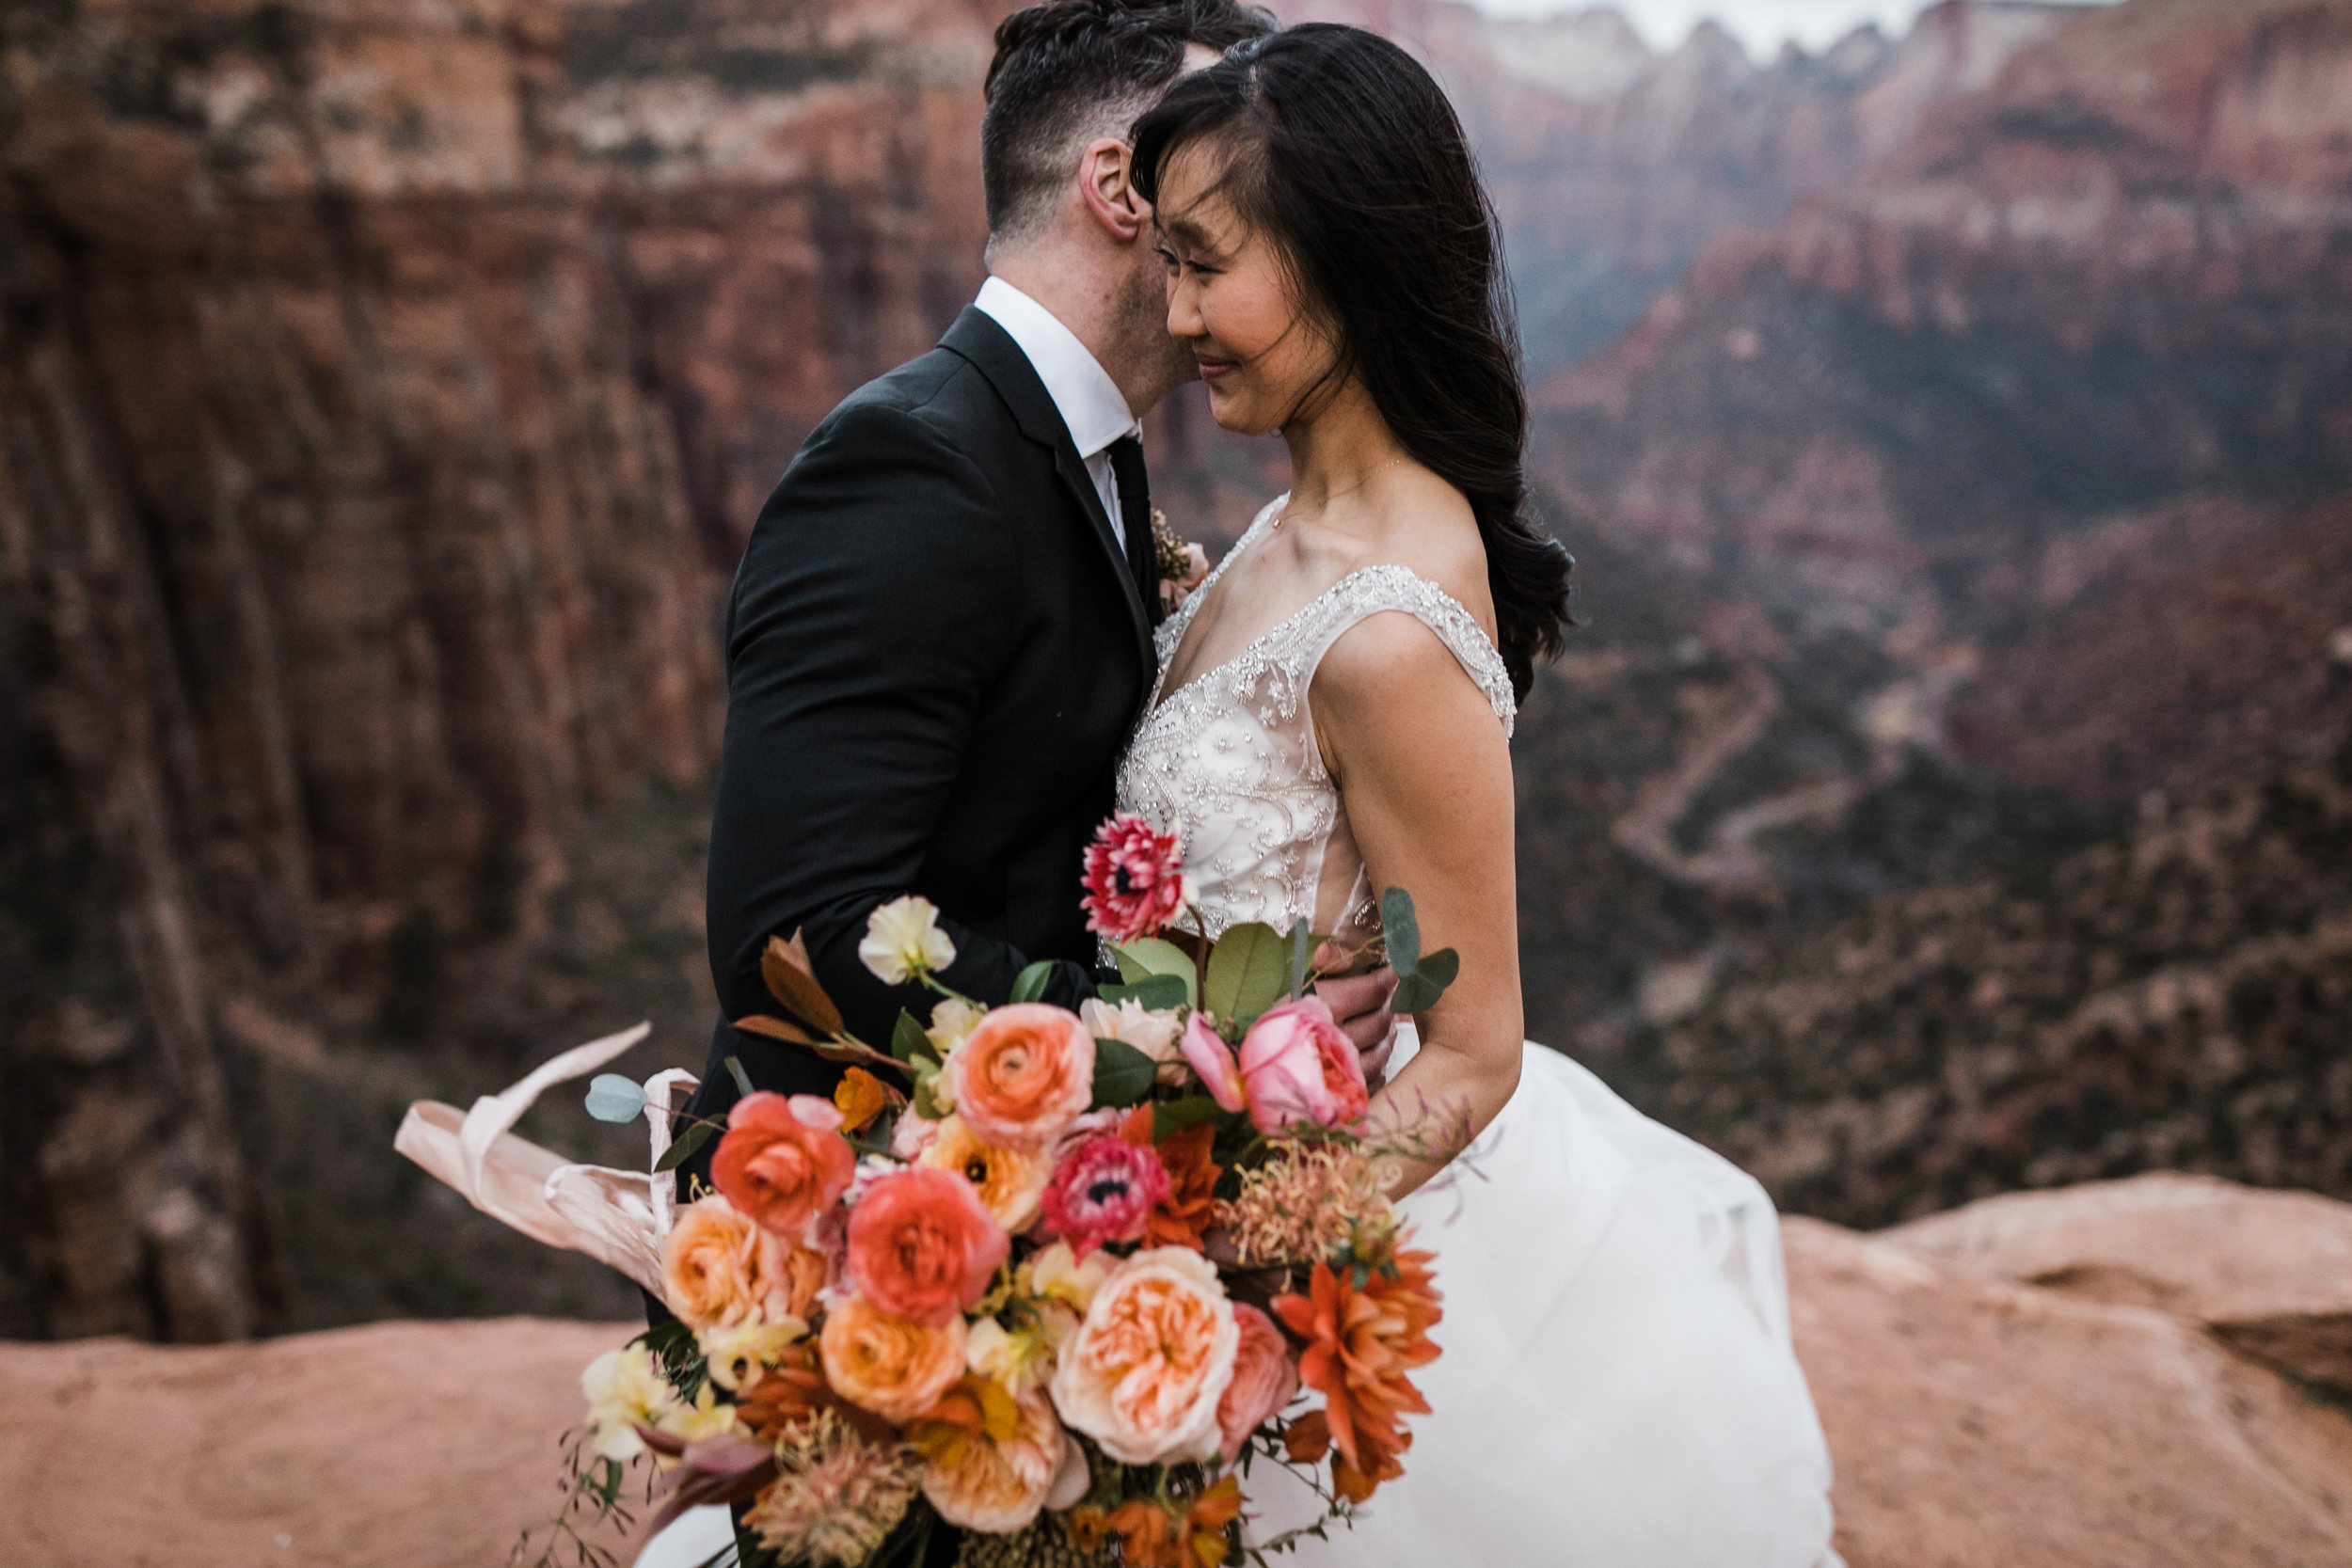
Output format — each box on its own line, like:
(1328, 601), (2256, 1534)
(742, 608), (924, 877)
(686, 307), (1152, 1127)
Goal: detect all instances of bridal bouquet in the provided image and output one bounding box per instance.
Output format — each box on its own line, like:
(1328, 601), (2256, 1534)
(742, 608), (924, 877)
(560, 813), (1462, 1568)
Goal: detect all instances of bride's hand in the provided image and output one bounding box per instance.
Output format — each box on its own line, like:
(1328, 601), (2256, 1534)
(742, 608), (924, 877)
(1315, 943), (1399, 1085)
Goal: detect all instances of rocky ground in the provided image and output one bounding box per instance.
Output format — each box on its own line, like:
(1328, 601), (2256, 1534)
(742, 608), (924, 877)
(4, 1174), (2347, 1568)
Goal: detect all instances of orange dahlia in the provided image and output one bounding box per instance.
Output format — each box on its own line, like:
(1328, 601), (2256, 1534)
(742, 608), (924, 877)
(1270, 1243), (1442, 1504)
(1096, 1476), (1242, 1568)
(1120, 1107), (1217, 1250)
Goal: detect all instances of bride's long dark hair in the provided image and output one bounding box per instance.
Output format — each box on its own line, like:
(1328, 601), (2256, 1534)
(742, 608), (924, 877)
(1132, 24), (1571, 700)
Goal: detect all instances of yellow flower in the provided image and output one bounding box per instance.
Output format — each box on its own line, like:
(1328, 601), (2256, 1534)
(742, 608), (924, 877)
(918, 1115), (1053, 1232)
(697, 1315), (811, 1393)
(927, 997), (986, 1058)
(1022, 1240), (1113, 1314)
(860, 896), (957, 985)
(581, 1345), (740, 1464)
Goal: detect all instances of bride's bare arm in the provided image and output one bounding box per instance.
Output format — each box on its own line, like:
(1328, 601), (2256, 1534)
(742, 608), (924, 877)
(1311, 610), (1523, 1196)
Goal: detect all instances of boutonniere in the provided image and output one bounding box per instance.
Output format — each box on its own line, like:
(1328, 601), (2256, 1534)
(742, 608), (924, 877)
(1152, 508), (1210, 612)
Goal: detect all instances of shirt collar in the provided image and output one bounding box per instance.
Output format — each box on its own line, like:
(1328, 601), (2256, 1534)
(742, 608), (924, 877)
(974, 276), (1141, 463)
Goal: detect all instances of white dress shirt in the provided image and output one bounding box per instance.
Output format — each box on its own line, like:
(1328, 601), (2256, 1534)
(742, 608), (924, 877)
(974, 276), (1142, 528)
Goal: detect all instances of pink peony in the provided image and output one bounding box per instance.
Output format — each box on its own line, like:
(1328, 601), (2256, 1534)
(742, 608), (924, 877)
(1216, 1302), (1300, 1462)
(1081, 814), (1192, 944)
(1239, 997), (1369, 1133)
(1181, 1013), (1248, 1114)
(1041, 1134), (1171, 1258)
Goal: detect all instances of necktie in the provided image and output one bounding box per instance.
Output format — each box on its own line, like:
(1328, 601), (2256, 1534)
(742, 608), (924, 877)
(1107, 435), (1164, 627)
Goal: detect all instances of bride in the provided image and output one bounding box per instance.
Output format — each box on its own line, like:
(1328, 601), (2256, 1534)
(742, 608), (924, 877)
(1114, 25), (1839, 1565)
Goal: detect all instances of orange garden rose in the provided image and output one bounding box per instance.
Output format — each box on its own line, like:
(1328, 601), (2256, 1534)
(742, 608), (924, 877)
(661, 1194), (802, 1329)
(845, 1166), (1009, 1326)
(818, 1294), (968, 1423)
(712, 1091), (857, 1238)
(943, 1004), (1095, 1151)
(1215, 1302), (1298, 1463)
(1051, 1246), (1239, 1465)
(913, 1381), (1069, 1533)
(918, 1116), (1053, 1232)
(1271, 1242), (1443, 1503)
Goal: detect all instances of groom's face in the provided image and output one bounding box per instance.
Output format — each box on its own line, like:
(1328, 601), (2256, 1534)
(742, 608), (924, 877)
(1107, 45), (1225, 401)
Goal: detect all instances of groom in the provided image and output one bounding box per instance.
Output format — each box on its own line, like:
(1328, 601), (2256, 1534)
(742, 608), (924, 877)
(682, 0), (1396, 1186)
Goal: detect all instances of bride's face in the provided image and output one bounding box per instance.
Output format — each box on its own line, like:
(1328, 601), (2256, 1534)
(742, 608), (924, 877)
(1152, 140), (1343, 436)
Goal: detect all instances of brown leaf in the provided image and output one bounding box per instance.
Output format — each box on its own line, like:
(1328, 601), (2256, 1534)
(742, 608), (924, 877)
(731, 1013), (815, 1045)
(761, 930), (845, 1036)
(808, 1036), (912, 1078)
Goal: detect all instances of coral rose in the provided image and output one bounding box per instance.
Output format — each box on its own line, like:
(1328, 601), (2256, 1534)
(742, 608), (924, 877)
(662, 1195), (801, 1329)
(944, 1004), (1095, 1151)
(1041, 1134), (1169, 1258)
(1051, 1246), (1239, 1465)
(818, 1294), (968, 1422)
(1238, 997), (1369, 1133)
(1216, 1303), (1299, 1462)
(916, 1383), (1068, 1533)
(918, 1116), (1053, 1232)
(846, 1167), (1009, 1326)
(712, 1091), (857, 1238)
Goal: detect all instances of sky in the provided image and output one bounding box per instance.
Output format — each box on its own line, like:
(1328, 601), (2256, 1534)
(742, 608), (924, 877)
(1464, 0), (2112, 56)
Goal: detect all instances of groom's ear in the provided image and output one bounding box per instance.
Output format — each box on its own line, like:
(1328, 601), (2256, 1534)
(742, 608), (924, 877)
(1078, 137), (1148, 245)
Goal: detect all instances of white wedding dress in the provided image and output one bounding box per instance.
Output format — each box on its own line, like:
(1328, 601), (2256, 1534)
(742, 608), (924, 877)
(1117, 502), (1841, 1567)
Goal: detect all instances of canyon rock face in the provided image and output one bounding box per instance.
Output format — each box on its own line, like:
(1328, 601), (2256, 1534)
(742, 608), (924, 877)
(7, 1180), (2351, 1568)
(0, 0), (718, 1340)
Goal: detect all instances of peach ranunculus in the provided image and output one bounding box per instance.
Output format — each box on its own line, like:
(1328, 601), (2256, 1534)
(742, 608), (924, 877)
(846, 1166), (1010, 1326)
(1051, 1246), (1239, 1465)
(662, 1194), (802, 1329)
(1216, 1302), (1299, 1463)
(818, 1294), (968, 1423)
(918, 1116), (1054, 1233)
(944, 1004), (1095, 1151)
(712, 1091), (857, 1238)
(914, 1381), (1069, 1533)
(1238, 996), (1369, 1133)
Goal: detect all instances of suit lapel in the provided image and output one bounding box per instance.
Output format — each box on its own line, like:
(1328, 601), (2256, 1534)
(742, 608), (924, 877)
(939, 309), (1154, 676)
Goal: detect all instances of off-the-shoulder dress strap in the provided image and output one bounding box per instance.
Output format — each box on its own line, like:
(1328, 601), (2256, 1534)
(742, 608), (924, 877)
(1287, 564), (1517, 737)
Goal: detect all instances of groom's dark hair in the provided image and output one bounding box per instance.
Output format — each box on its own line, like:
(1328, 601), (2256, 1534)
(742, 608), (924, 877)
(982, 0), (1273, 246)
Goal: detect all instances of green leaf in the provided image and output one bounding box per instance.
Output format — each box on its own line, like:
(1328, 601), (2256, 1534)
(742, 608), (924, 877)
(1112, 937), (1199, 1006)
(1379, 887), (1421, 974)
(1151, 1095), (1226, 1142)
(654, 1119), (717, 1173)
(1089, 1037), (1155, 1108)
(1009, 959), (1057, 1006)
(891, 1008), (938, 1066)
(723, 1055), (754, 1097)
(1204, 921), (1288, 1022)
(1100, 974), (1188, 1012)
(584, 1073), (646, 1123)
(1391, 946), (1459, 1015)
(912, 1072), (948, 1120)
(1286, 917), (1312, 999)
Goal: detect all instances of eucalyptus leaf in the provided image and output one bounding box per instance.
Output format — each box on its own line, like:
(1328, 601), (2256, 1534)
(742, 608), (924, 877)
(1286, 917), (1312, 999)
(1151, 1094), (1226, 1142)
(1380, 887), (1422, 974)
(1391, 946), (1459, 1015)
(1100, 974), (1188, 1012)
(1089, 1037), (1155, 1109)
(723, 1055), (754, 1097)
(584, 1073), (647, 1123)
(1111, 937), (1198, 1006)
(654, 1119), (717, 1173)
(1009, 959), (1057, 1006)
(1204, 921), (1288, 1022)
(891, 1008), (937, 1066)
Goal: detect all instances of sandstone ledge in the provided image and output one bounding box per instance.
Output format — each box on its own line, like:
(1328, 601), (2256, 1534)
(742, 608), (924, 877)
(6, 1181), (2352, 1568)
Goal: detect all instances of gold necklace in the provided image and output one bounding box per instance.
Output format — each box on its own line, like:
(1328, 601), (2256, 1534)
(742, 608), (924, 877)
(1271, 456), (1410, 530)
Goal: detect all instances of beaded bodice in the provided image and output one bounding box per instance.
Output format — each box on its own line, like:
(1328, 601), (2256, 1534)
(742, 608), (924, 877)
(1117, 499), (1517, 943)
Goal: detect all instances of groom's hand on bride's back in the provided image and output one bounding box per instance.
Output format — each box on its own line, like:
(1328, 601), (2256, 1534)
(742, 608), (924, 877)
(1315, 942), (1400, 1086)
